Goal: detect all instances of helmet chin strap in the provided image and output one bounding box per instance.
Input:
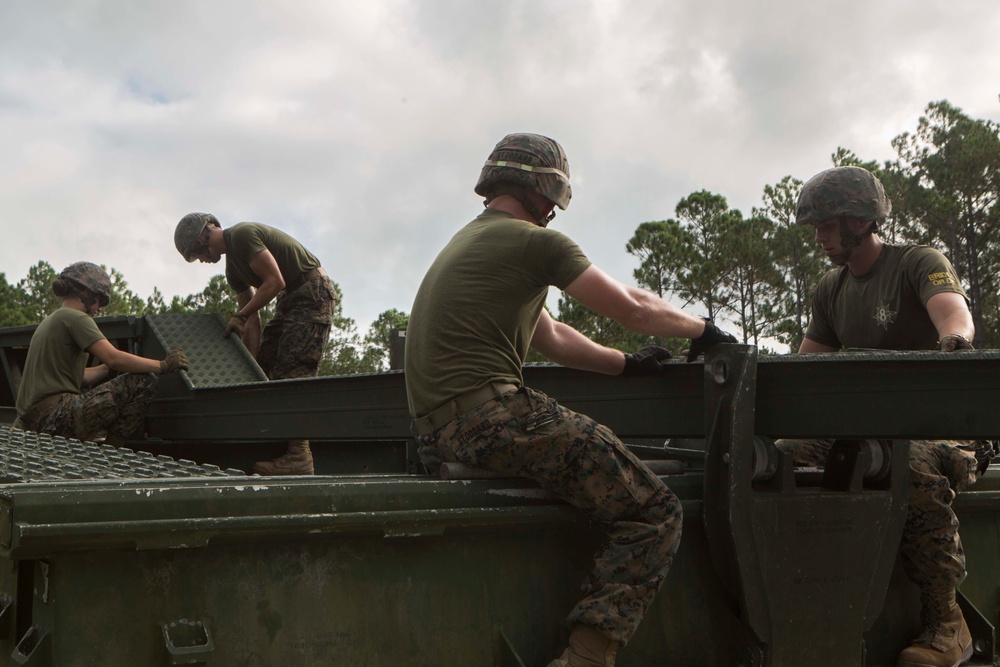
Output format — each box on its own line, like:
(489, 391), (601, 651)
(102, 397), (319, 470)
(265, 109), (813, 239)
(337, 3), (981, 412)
(76, 293), (99, 315)
(832, 217), (872, 265)
(66, 281), (102, 314)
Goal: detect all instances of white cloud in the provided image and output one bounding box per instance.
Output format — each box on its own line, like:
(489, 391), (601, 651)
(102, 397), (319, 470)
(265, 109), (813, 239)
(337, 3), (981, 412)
(0, 0), (997, 333)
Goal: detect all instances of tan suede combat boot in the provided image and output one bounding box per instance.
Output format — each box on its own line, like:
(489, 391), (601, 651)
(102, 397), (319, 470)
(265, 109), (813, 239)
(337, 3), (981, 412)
(897, 604), (973, 667)
(252, 440), (315, 475)
(547, 625), (618, 667)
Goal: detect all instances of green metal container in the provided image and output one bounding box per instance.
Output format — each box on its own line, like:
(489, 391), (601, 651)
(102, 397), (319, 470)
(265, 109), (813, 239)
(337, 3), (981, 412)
(0, 316), (997, 666)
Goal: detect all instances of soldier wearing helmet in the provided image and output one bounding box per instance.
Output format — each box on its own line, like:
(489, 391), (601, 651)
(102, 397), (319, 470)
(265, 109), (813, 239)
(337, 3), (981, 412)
(174, 212), (338, 476)
(405, 133), (737, 667)
(778, 166), (979, 667)
(14, 262), (188, 443)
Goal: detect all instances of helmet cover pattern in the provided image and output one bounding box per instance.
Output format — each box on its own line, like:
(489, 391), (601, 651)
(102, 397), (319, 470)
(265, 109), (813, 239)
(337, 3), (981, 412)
(174, 212), (220, 262)
(796, 166), (892, 225)
(474, 133), (572, 210)
(60, 262), (112, 307)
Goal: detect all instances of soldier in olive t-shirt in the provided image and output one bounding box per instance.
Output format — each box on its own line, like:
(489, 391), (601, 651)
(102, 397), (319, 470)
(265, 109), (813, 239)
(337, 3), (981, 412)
(405, 208), (590, 417)
(15, 261), (187, 442)
(806, 244), (968, 350)
(786, 166), (978, 667)
(404, 133), (736, 666)
(16, 307), (105, 416)
(174, 213), (338, 476)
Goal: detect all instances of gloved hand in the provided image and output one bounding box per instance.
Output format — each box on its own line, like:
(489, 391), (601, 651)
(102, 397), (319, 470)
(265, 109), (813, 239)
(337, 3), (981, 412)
(622, 346), (673, 377)
(685, 319), (738, 362)
(225, 311), (250, 339)
(973, 440), (997, 477)
(939, 334), (974, 352)
(160, 349), (189, 374)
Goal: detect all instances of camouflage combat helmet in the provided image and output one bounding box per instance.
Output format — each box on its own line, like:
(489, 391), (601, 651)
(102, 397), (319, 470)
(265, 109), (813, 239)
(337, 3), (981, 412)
(174, 212), (220, 262)
(796, 166), (892, 225)
(474, 133), (572, 210)
(60, 262), (112, 307)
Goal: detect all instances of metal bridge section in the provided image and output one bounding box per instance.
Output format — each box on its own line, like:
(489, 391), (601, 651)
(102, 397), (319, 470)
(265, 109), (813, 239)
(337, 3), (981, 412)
(0, 426), (243, 483)
(0, 314), (995, 666)
(144, 314), (267, 389)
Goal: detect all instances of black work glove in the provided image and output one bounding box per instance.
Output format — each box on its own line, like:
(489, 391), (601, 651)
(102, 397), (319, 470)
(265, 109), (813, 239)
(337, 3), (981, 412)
(685, 319), (738, 363)
(973, 440), (997, 477)
(224, 311), (249, 339)
(622, 346), (673, 377)
(160, 349), (189, 374)
(939, 334), (974, 352)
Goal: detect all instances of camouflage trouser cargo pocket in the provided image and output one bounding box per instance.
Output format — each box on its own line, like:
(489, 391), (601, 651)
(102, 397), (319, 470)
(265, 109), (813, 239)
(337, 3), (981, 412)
(279, 275), (338, 326)
(259, 275), (337, 380)
(915, 439), (979, 493)
(31, 373), (158, 442)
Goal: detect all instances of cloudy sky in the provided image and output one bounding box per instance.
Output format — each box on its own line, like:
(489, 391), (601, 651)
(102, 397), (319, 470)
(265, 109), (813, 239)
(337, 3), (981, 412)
(1, 0), (998, 334)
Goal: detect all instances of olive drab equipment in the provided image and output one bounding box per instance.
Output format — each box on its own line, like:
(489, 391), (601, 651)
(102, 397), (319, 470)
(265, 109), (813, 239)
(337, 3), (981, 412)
(474, 133), (572, 211)
(60, 261), (112, 308)
(174, 212), (220, 262)
(1, 313), (1000, 665)
(795, 166), (892, 225)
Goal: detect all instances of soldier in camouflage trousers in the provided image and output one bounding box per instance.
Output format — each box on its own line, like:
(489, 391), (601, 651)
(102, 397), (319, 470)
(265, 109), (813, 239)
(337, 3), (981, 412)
(256, 273), (337, 381)
(14, 261), (188, 444)
(174, 212), (337, 475)
(791, 166), (980, 667)
(18, 373), (159, 443)
(417, 386), (682, 644)
(406, 133), (738, 666)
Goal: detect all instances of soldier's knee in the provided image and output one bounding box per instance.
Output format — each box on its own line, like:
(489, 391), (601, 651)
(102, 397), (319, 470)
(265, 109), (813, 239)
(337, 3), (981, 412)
(643, 486), (683, 528)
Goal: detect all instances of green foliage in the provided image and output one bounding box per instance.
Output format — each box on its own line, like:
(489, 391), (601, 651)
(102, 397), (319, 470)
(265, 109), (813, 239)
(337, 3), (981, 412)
(754, 176), (826, 351)
(15, 261), (60, 323)
(672, 190), (740, 321)
(188, 275), (239, 316)
(103, 266), (146, 316)
(0, 273), (36, 327)
(884, 100), (1000, 348)
(720, 214), (784, 346)
(626, 220), (691, 298)
(317, 285), (408, 375)
(625, 189), (799, 348)
(362, 308), (409, 371)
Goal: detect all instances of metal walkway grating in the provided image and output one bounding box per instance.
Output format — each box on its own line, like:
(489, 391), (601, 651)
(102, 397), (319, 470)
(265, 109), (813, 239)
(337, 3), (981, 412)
(145, 314), (268, 388)
(0, 425), (246, 482)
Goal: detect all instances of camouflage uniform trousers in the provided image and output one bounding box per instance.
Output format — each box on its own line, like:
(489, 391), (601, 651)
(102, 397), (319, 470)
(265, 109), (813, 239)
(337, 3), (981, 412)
(775, 437), (978, 621)
(416, 386), (683, 644)
(18, 373), (158, 442)
(257, 274), (337, 380)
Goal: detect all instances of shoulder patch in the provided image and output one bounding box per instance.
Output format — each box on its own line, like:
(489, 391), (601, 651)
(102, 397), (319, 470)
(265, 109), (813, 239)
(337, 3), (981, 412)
(927, 271), (957, 287)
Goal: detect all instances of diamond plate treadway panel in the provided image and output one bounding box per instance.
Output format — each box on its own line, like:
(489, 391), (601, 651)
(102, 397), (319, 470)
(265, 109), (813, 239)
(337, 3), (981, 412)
(0, 425), (245, 482)
(145, 314), (268, 388)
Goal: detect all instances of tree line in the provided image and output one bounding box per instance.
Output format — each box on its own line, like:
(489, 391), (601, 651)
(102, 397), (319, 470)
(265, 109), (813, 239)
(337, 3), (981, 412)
(1, 99), (995, 366)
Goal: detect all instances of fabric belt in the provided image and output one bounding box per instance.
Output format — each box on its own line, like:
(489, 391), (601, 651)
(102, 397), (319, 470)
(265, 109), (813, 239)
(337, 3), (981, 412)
(286, 266), (326, 294)
(412, 382), (518, 436)
(18, 392), (70, 429)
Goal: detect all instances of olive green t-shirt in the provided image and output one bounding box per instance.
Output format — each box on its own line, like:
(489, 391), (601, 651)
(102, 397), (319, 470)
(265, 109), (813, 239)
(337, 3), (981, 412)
(224, 223), (321, 292)
(16, 307), (105, 415)
(405, 209), (592, 417)
(806, 244), (968, 351)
